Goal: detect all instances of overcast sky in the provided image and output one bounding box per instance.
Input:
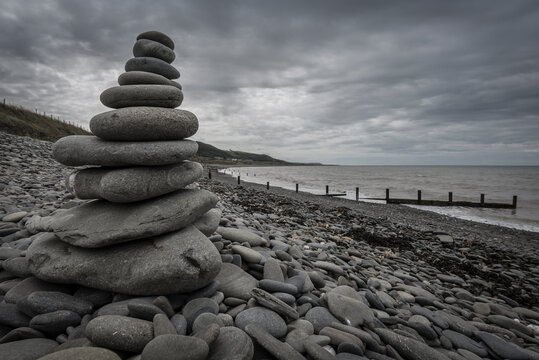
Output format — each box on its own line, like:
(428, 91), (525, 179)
(1, 0), (538, 165)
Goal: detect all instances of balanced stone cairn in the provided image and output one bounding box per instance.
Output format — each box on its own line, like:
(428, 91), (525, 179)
(26, 30), (222, 296)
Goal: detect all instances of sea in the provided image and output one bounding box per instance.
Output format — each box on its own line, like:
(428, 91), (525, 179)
(220, 166), (539, 233)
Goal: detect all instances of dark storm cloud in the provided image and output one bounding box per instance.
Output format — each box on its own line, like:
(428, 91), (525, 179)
(1, 0), (538, 164)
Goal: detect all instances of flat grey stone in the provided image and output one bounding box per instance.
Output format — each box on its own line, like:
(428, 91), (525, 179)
(153, 313), (177, 336)
(85, 315), (153, 353)
(304, 340), (335, 360)
(67, 161), (203, 203)
(100, 84), (182, 108)
(0, 338), (58, 360)
(141, 334), (208, 360)
(192, 322), (221, 346)
(133, 38), (175, 63)
(0, 302), (31, 328)
(118, 71), (181, 89)
(217, 227), (268, 246)
(52, 135), (197, 167)
(442, 329), (488, 357)
(244, 323), (306, 360)
(0, 327), (45, 344)
(29, 310), (81, 336)
(27, 226), (222, 295)
(259, 279), (298, 295)
(263, 258), (285, 282)
(137, 30), (175, 49)
(0, 247), (22, 259)
(207, 326), (254, 360)
(319, 326), (364, 349)
(475, 331), (539, 360)
(2, 257), (32, 278)
(193, 208), (221, 236)
(232, 245), (263, 263)
(2, 211), (27, 222)
(236, 307), (287, 338)
(251, 288), (299, 320)
(128, 302), (166, 321)
(3, 277), (72, 304)
(17, 291), (93, 317)
(305, 307), (340, 334)
(38, 347), (121, 360)
(192, 313), (223, 334)
(313, 261), (345, 275)
(182, 297), (219, 326)
(125, 57), (179, 79)
(214, 262), (258, 300)
(27, 189), (216, 247)
(374, 328), (451, 360)
(90, 107), (197, 141)
(327, 292), (374, 327)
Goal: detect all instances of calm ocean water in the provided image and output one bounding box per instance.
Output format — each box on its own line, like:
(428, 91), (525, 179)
(221, 166), (539, 233)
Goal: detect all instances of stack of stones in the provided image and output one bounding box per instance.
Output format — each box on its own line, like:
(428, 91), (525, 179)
(26, 30), (222, 296)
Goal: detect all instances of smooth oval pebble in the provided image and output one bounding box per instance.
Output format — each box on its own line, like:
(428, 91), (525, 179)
(118, 71), (181, 89)
(91, 107), (198, 141)
(133, 38), (175, 63)
(52, 135), (197, 167)
(235, 307), (287, 338)
(29, 310), (81, 336)
(100, 85), (182, 108)
(137, 30), (175, 49)
(85, 315), (153, 353)
(67, 161), (203, 203)
(125, 57), (179, 79)
(141, 334), (208, 360)
(0, 338), (58, 359)
(207, 326), (254, 360)
(38, 346), (121, 360)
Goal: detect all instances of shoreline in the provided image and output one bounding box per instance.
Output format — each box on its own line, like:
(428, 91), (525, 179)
(209, 164), (539, 236)
(207, 166), (539, 246)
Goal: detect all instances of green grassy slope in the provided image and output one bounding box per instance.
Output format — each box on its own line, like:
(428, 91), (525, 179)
(0, 103), (90, 142)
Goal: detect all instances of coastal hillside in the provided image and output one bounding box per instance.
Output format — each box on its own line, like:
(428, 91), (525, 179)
(0, 102), (90, 142)
(194, 141), (291, 165)
(0, 102), (295, 165)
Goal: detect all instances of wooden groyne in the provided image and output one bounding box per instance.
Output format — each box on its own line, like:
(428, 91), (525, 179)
(364, 189), (517, 209)
(207, 168), (518, 209)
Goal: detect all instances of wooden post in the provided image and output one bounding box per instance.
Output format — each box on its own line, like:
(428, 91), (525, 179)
(237, 176), (240, 185)
(208, 170), (212, 179)
(2, 98), (4, 105)
(326, 185), (329, 195)
(448, 192), (453, 203)
(386, 188), (389, 201)
(296, 184), (299, 193)
(266, 182), (269, 190)
(417, 190), (422, 204)
(480, 193), (485, 205)
(355, 187), (359, 201)
(512, 195), (518, 208)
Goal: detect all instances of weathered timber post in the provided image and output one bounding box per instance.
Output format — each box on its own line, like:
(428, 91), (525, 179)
(356, 187), (359, 201)
(208, 170), (212, 179)
(386, 188), (390, 201)
(513, 195), (518, 209)
(266, 182), (269, 190)
(480, 193), (485, 205)
(449, 192), (453, 203)
(326, 185), (329, 195)
(418, 190), (422, 204)
(237, 176), (240, 185)
(296, 184), (299, 193)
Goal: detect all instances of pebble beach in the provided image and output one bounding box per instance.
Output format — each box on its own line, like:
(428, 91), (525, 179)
(1, 131), (538, 359)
